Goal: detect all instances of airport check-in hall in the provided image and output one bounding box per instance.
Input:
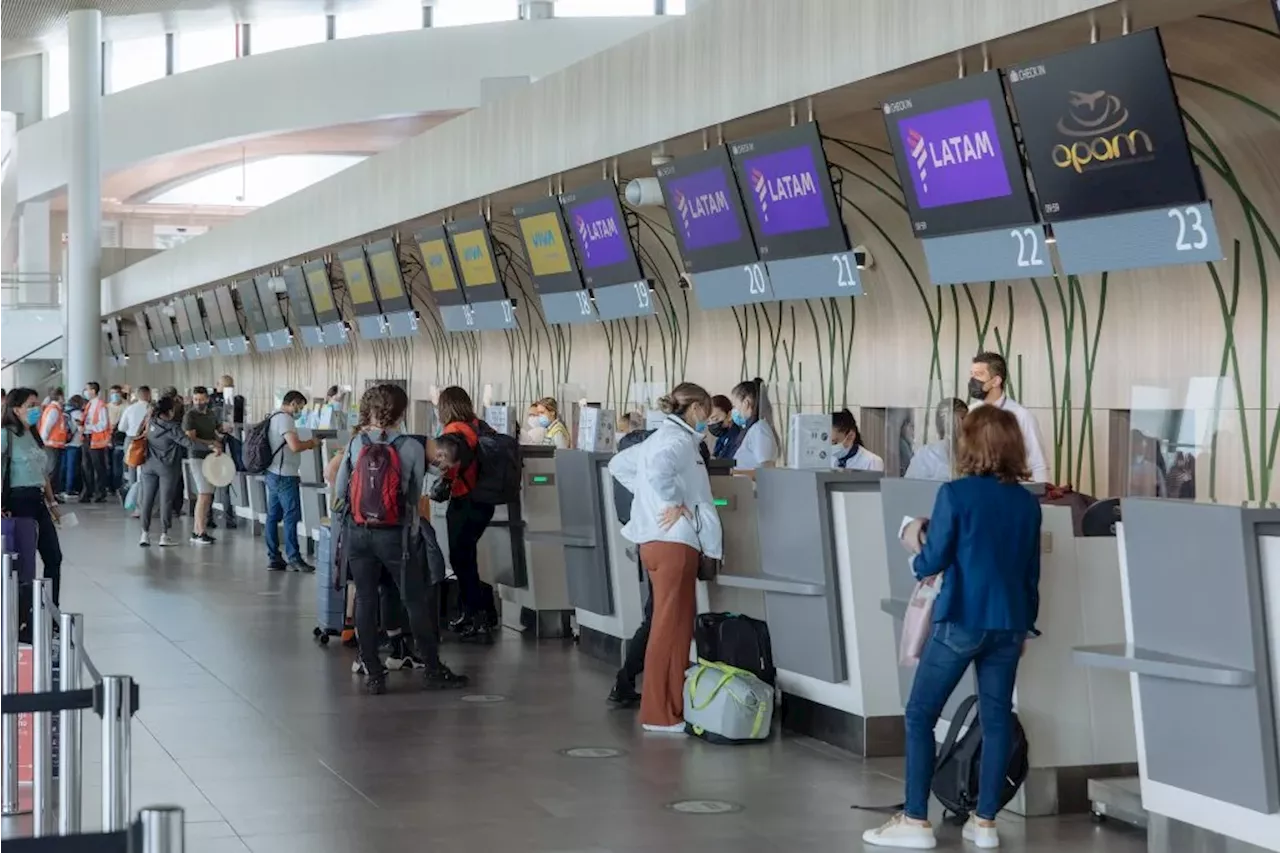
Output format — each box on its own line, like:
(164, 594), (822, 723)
(2, 1), (1279, 852)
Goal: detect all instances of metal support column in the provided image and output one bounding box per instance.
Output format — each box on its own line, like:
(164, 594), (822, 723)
(66, 9), (104, 395)
(1, 561), (20, 815)
(31, 578), (54, 836)
(100, 674), (133, 830)
(58, 612), (84, 834)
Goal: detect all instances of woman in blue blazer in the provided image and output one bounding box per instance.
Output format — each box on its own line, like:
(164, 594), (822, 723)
(864, 405), (1042, 850)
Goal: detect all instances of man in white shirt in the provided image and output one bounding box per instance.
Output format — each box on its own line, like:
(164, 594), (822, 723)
(967, 352), (1050, 482)
(905, 398), (969, 481)
(117, 386), (152, 494)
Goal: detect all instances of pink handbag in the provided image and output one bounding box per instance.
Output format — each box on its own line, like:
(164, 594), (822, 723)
(899, 569), (942, 666)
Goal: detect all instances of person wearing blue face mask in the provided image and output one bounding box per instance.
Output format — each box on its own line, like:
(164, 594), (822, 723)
(2, 388), (64, 627)
(726, 377), (779, 472)
(532, 396), (571, 449)
(607, 382), (722, 733)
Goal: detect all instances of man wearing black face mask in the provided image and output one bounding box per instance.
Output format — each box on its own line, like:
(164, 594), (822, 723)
(707, 394), (740, 461)
(967, 352), (1049, 482)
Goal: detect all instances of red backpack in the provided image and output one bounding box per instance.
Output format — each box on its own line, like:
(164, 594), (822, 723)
(349, 435), (404, 527)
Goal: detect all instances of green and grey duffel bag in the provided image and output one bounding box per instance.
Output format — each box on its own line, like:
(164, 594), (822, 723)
(683, 659), (774, 744)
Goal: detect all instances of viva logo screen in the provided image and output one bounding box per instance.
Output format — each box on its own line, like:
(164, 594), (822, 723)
(741, 146), (830, 237)
(897, 99), (1013, 210)
(667, 167), (742, 250)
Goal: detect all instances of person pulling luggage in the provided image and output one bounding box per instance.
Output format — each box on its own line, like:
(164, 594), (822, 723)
(332, 383), (467, 695)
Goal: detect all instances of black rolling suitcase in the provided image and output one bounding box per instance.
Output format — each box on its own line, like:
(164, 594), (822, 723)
(694, 612), (776, 686)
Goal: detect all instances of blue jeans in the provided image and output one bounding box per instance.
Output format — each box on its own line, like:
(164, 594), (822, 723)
(264, 472), (302, 564)
(904, 622), (1023, 821)
(111, 447), (124, 492)
(62, 446), (81, 495)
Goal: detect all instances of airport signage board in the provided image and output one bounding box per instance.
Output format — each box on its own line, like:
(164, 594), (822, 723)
(560, 181), (646, 290)
(655, 146), (759, 275)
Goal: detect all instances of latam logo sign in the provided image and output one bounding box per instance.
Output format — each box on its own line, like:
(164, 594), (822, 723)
(896, 98), (1013, 210)
(569, 195), (630, 270)
(740, 145), (830, 237)
(667, 166), (742, 250)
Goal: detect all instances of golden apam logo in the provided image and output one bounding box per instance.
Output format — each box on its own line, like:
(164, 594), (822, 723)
(1051, 90), (1154, 174)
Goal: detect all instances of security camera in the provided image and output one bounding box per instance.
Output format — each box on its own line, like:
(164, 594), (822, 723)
(853, 245), (874, 270)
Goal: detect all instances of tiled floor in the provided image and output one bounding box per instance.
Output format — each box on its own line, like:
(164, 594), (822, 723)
(5, 506), (1148, 852)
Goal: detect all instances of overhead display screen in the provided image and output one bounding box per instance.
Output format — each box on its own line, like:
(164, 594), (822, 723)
(200, 289), (228, 339)
(415, 225), (466, 307)
(365, 239), (412, 313)
(282, 267), (318, 328)
(302, 261), (341, 325)
(729, 122), (848, 261)
(560, 180), (645, 289)
(655, 145), (760, 274)
(145, 306), (174, 346)
(883, 71), (1038, 237)
(1007, 28), (1203, 222)
(338, 247), (382, 317)
(236, 279), (270, 335)
(214, 286), (243, 336)
(171, 298), (195, 345)
(254, 275), (289, 331)
(182, 295), (207, 342)
(133, 312), (153, 349)
(513, 196), (584, 295)
(446, 217), (507, 303)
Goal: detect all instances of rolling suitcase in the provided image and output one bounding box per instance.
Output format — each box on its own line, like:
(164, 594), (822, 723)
(313, 521), (346, 644)
(695, 612), (777, 686)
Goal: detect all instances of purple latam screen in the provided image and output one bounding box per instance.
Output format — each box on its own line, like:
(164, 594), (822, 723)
(741, 146), (831, 236)
(667, 167), (743, 250)
(569, 196), (630, 270)
(896, 99), (1013, 209)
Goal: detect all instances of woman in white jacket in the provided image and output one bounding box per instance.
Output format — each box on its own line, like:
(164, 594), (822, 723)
(608, 382), (723, 733)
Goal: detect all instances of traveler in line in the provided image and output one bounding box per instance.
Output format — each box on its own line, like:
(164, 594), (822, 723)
(320, 385), (348, 430)
(137, 395), (215, 547)
(707, 395), (740, 461)
(158, 388), (189, 516)
(107, 385), (127, 495)
(434, 386), (498, 642)
(2, 389), (64, 617)
(531, 397), (571, 449)
(968, 352), (1049, 482)
(37, 389), (69, 499)
(726, 378), (778, 471)
(62, 395), (86, 498)
(607, 383), (722, 733)
(80, 382), (111, 502)
(333, 384), (468, 695)
(905, 399), (969, 482)
(830, 409), (885, 471)
(182, 386), (223, 545)
(264, 391), (317, 571)
(607, 419), (712, 709)
(863, 405), (1041, 850)
(117, 386), (152, 494)
(208, 377), (241, 529)
(522, 404), (546, 445)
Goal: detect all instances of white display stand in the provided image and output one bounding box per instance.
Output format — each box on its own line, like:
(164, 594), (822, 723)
(576, 406), (617, 453)
(788, 412), (832, 469)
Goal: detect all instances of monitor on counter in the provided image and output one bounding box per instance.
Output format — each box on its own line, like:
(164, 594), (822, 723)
(512, 196), (585, 294)
(559, 180), (645, 289)
(445, 216), (508, 303)
(338, 246), (382, 317)
(883, 70), (1038, 237)
(282, 267), (318, 329)
(235, 279), (270, 335)
(365, 238), (412, 313)
(728, 121), (848, 261)
(214, 285), (244, 336)
(655, 145), (760, 274)
(1006, 28), (1204, 223)
(415, 224), (467, 307)
(302, 260), (342, 325)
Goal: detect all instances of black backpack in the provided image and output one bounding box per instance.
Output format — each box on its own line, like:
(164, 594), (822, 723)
(694, 612), (776, 686)
(931, 694), (1030, 821)
(242, 412), (287, 475)
(468, 423), (521, 505)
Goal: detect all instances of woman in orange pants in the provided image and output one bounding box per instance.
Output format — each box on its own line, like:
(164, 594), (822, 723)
(607, 383), (723, 732)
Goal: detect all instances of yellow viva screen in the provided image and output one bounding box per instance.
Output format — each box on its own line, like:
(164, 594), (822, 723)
(305, 268), (335, 314)
(341, 258), (375, 304)
(368, 251), (404, 299)
(419, 239), (459, 293)
(452, 230), (497, 287)
(519, 213), (572, 276)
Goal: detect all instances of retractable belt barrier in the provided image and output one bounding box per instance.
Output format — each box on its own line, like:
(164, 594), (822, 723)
(3, 554), (184, 851)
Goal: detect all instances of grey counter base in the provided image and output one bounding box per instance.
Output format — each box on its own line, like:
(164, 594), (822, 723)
(578, 624), (623, 667)
(780, 694), (904, 758)
(509, 604), (574, 639)
(1149, 812), (1275, 853)
(1012, 763), (1139, 817)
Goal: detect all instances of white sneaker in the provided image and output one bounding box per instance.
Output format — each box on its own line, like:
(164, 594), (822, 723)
(139, 532), (150, 547)
(641, 721), (687, 734)
(963, 816), (999, 849)
(158, 533), (177, 547)
(862, 813), (937, 849)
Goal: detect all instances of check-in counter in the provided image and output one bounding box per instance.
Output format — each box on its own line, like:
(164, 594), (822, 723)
(1074, 501), (1280, 851)
(700, 471), (765, 618)
(492, 446), (573, 637)
(735, 468), (904, 756)
(878, 478), (1135, 815)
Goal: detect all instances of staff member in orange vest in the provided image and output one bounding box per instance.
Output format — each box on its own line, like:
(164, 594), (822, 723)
(37, 390), (70, 502)
(81, 381), (111, 503)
